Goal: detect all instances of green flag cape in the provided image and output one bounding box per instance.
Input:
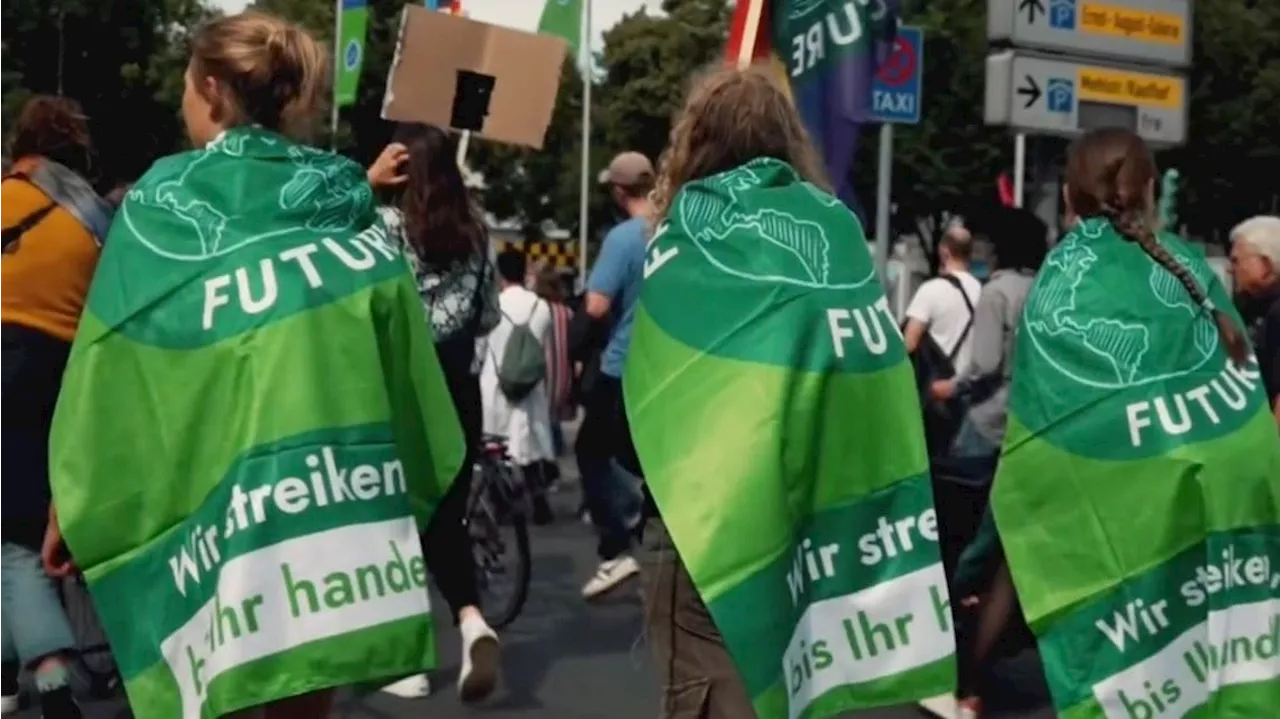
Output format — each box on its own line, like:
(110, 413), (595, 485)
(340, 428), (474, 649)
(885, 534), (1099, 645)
(49, 127), (465, 718)
(994, 217), (1280, 719)
(624, 159), (954, 719)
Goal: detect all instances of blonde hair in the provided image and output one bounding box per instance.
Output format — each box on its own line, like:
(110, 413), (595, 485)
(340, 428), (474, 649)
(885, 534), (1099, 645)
(190, 11), (328, 139)
(650, 65), (828, 227)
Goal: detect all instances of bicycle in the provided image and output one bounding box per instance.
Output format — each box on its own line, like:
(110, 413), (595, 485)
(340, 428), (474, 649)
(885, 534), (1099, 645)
(466, 434), (532, 629)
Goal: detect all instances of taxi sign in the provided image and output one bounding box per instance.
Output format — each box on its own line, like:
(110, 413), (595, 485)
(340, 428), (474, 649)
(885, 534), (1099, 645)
(984, 51), (1186, 145)
(987, 0), (1191, 68)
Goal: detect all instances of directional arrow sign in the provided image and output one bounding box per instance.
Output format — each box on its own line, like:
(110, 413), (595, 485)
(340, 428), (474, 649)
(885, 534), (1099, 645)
(986, 0), (1190, 68)
(1017, 75), (1041, 108)
(1018, 0), (1044, 24)
(984, 51), (1187, 145)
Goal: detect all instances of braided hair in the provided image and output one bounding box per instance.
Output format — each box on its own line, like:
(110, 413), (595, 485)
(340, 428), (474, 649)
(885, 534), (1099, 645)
(1065, 128), (1248, 364)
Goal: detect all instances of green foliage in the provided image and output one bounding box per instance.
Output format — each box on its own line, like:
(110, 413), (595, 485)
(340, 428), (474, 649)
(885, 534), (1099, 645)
(840, 0), (1008, 263)
(468, 59), (589, 231)
(1, 0), (215, 182)
(467, 0), (730, 249)
(1160, 0), (1280, 239)
(598, 0), (730, 162)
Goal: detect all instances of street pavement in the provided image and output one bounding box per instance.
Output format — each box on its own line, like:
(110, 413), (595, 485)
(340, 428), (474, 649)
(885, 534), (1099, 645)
(15, 480), (1055, 718)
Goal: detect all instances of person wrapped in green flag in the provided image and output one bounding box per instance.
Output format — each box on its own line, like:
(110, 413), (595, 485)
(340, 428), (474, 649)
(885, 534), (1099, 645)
(990, 127), (1280, 718)
(40, 13), (464, 718)
(624, 67), (954, 719)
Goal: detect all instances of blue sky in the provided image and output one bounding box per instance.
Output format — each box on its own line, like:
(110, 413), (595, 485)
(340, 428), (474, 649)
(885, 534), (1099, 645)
(210, 0), (659, 50)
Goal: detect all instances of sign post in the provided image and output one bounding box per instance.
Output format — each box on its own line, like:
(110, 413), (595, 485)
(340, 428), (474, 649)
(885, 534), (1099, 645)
(870, 26), (923, 275)
(988, 0), (1191, 67)
(984, 0), (1193, 206)
(985, 51), (1187, 145)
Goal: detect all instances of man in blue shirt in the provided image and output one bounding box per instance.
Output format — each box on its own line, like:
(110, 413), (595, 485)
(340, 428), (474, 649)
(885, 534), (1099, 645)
(577, 151), (652, 599)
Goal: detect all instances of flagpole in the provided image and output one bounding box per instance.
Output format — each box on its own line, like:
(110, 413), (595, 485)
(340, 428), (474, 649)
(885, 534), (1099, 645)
(456, 132), (472, 168)
(452, 2), (472, 169)
(736, 0), (764, 69)
(577, 0), (592, 285)
(330, 0), (342, 148)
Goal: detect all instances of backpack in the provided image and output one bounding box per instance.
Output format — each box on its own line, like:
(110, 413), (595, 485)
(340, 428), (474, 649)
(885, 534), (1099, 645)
(494, 300), (547, 402)
(906, 275), (976, 457)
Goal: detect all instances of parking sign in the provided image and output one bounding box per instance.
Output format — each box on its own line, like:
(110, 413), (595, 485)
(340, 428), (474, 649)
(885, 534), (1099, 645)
(871, 26), (923, 125)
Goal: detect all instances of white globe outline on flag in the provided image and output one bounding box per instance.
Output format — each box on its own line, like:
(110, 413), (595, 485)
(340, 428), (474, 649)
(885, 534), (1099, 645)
(786, 0), (826, 19)
(1024, 222), (1219, 390)
(677, 160), (877, 291)
(121, 139), (372, 262)
(344, 39), (361, 71)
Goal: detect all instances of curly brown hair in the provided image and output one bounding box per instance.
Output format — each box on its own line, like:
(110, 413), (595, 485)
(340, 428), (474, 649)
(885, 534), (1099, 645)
(650, 65), (828, 228)
(9, 95), (95, 180)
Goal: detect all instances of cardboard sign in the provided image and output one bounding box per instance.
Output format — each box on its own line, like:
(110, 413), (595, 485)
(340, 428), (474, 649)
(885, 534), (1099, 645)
(382, 6), (568, 149)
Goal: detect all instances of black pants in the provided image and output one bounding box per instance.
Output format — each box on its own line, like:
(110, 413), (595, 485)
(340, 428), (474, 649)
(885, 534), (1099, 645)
(575, 375), (643, 560)
(641, 518), (755, 719)
(2, 324), (70, 550)
(421, 366), (482, 622)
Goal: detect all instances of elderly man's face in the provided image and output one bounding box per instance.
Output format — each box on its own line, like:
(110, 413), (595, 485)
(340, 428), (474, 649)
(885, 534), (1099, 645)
(1229, 239), (1277, 296)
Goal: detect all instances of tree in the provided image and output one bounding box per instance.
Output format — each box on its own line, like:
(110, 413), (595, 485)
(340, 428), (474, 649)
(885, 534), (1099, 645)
(850, 0), (1008, 269)
(1162, 0), (1280, 241)
(597, 0), (731, 163)
(2, 0), (215, 183)
(468, 59), (590, 230)
(467, 0), (731, 247)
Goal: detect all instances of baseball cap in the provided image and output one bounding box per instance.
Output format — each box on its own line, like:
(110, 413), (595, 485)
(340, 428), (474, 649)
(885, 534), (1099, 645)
(597, 151), (655, 187)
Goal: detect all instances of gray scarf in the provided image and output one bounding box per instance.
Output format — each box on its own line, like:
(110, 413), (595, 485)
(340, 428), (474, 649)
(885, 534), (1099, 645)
(22, 158), (114, 245)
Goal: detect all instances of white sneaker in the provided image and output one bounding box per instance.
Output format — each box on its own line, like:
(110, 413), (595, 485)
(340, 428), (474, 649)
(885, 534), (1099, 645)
(581, 555), (640, 599)
(0, 694), (16, 715)
(381, 673), (431, 699)
(458, 616), (500, 704)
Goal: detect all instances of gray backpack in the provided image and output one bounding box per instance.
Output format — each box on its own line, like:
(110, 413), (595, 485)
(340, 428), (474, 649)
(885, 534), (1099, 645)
(495, 301), (547, 402)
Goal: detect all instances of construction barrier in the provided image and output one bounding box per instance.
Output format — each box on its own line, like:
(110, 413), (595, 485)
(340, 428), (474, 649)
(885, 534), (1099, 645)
(493, 239), (579, 270)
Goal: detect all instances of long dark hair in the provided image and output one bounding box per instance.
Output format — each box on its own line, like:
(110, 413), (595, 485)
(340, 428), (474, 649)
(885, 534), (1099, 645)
(391, 123), (486, 265)
(1065, 127), (1247, 364)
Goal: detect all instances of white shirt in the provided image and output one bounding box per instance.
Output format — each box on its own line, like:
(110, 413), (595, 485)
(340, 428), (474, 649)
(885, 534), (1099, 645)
(905, 270), (983, 375)
(479, 285), (555, 465)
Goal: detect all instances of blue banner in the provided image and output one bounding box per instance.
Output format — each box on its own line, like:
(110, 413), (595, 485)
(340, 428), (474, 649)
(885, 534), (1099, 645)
(771, 0), (901, 219)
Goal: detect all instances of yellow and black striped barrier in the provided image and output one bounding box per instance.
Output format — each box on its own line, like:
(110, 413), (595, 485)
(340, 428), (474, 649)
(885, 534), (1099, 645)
(492, 240), (579, 270)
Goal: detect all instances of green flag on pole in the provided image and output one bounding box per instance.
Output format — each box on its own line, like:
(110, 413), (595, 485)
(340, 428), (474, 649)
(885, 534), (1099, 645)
(537, 0), (581, 57)
(49, 127), (465, 718)
(1158, 168), (1181, 230)
(624, 159), (954, 719)
(335, 0), (368, 107)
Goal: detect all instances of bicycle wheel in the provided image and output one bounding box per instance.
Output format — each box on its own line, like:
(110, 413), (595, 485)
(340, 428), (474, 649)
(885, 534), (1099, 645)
(469, 462), (532, 629)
